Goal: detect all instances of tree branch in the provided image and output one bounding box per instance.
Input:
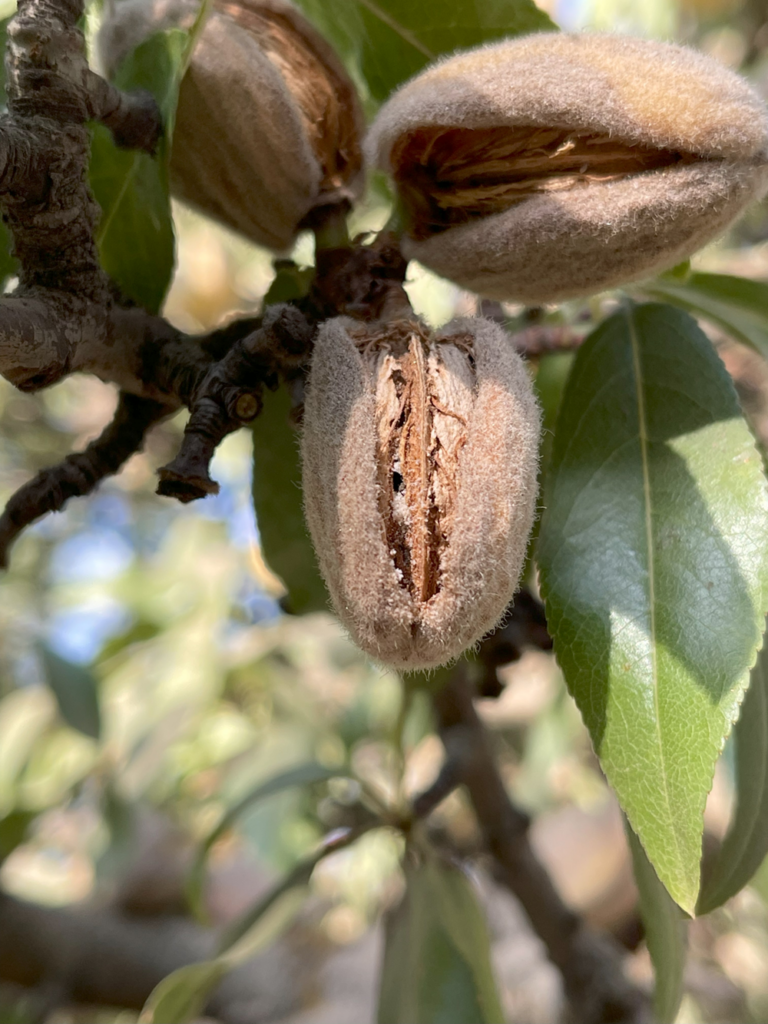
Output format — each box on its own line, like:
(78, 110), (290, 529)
(0, 391), (172, 567)
(0, 890), (310, 1023)
(157, 305), (313, 501)
(0, 0), (415, 564)
(418, 601), (651, 1024)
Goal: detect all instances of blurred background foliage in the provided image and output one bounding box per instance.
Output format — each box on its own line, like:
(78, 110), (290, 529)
(2, 0), (768, 1020)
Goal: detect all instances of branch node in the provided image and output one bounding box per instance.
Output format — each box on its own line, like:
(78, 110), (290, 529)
(156, 306), (314, 501)
(85, 68), (163, 154)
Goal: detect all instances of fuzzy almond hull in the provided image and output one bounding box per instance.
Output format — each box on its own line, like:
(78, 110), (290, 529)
(404, 160), (768, 305)
(301, 317), (541, 670)
(99, 0), (364, 252)
(368, 32), (768, 302)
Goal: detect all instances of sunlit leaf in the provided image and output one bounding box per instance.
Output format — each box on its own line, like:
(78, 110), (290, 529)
(251, 386), (328, 614)
(538, 302), (768, 913)
(40, 645), (101, 740)
(0, 689), (55, 816)
(377, 854), (505, 1024)
(294, 0), (556, 103)
(627, 824), (687, 1023)
(698, 627), (768, 914)
(644, 272), (768, 361)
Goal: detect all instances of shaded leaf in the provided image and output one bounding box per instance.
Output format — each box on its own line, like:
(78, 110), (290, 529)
(531, 349), (575, 552)
(263, 261), (315, 306)
(538, 302), (768, 913)
(96, 618), (162, 664)
(377, 854), (505, 1024)
(40, 646), (101, 740)
(747, 852), (768, 905)
(187, 761), (338, 913)
(644, 272), (768, 361)
(96, 784), (139, 887)
(698, 625), (768, 914)
(627, 824), (687, 1024)
(0, 810), (35, 865)
(89, 26), (191, 311)
(294, 0), (555, 103)
(251, 386), (327, 614)
(139, 961), (226, 1024)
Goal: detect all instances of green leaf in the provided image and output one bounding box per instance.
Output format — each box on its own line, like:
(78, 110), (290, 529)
(250, 386), (328, 614)
(89, 27), (190, 311)
(644, 272), (768, 361)
(537, 302), (768, 913)
(138, 961), (226, 1024)
(294, 0), (556, 103)
(263, 261), (315, 306)
(627, 824), (687, 1024)
(534, 348), (575, 499)
(187, 761), (338, 914)
(377, 853), (505, 1024)
(697, 626), (768, 914)
(0, 809), (35, 865)
(40, 646), (101, 740)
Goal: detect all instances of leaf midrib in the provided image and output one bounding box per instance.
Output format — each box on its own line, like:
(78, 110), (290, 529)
(627, 307), (686, 886)
(95, 151), (141, 247)
(353, 0), (435, 58)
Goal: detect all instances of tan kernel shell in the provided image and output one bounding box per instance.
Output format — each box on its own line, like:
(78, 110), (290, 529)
(366, 32), (768, 303)
(99, 0), (364, 253)
(301, 317), (541, 671)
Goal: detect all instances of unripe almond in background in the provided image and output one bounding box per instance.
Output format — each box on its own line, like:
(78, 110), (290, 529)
(302, 316), (540, 671)
(99, 0), (364, 251)
(367, 33), (768, 304)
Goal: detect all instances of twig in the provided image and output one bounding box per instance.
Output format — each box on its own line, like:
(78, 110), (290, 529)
(411, 757), (461, 820)
(157, 305), (312, 500)
(512, 324), (585, 357)
(430, 668), (651, 1024)
(0, 392), (171, 567)
(0, 0), (412, 561)
(476, 588), (553, 697)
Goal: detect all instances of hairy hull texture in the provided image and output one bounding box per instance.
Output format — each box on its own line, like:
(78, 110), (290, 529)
(99, 0), (363, 251)
(367, 32), (768, 301)
(302, 317), (541, 670)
